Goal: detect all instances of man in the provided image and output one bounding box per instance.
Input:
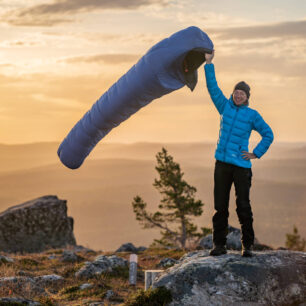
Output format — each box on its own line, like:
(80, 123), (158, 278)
(204, 50), (274, 257)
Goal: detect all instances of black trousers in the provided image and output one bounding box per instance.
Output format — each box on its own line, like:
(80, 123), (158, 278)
(213, 160), (255, 248)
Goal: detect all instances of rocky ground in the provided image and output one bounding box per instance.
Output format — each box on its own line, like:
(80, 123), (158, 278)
(0, 197), (304, 305)
(0, 245), (186, 305)
(1, 246), (305, 306)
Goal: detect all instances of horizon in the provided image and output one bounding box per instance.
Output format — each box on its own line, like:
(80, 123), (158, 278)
(0, 140), (305, 249)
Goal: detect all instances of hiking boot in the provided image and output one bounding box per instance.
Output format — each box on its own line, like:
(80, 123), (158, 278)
(209, 245), (227, 256)
(242, 245), (253, 257)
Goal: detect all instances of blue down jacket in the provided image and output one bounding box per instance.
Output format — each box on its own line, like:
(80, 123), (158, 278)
(58, 26), (214, 169)
(204, 63), (274, 168)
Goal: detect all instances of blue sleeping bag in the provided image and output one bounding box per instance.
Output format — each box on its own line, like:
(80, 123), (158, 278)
(58, 26), (214, 169)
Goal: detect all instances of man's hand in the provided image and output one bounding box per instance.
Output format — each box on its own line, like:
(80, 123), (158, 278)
(205, 50), (215, 64)
(241, 151), (257, 160)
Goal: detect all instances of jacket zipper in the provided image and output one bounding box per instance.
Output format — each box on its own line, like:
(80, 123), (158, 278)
(223, 107), (239, 160)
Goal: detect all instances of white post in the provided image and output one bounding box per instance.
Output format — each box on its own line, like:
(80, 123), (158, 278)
(145, 270), (164, 290)
(129, 254), (138, 285)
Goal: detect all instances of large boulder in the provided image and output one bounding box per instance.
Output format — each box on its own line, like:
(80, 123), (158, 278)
(0, 195), (76, 253)
(153, 250), (306, 306)
(157, 258), (178, 268)
(198, 225), (267, 251)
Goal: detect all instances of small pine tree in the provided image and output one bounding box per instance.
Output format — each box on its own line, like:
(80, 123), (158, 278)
(132, 147), (210, 249)
(285, 225), (306, 251)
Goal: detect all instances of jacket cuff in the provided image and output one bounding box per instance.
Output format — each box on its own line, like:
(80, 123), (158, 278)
(204, 63), (214, 70)
(253, 149), (261, 159)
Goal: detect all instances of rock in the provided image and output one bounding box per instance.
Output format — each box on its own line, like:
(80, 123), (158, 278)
(157, 258), (178, 268)
(116, 242), (138, 253)
(0, 274), (64, 296)
(75, 254), (128, 279)
(253, 243), (273, 251)
(17, 270), (30, 276)
(278, 247), (288, 250)
(60, 250), (80, 263)
(137, 246), (147, 252)
(226, 226), (242, 250)
(105, 289), (114, 299)
(198, 225), (264, 250)
(80, 283), (93, 290)
(116, 242), (148, 253)
(178, 251), (199, 261)
(0, 195), (76, 253)
(0, 297), (41, 305)
(75, 260), (106, 279)
(0, 276), (45, 295)
(73, 245), (96, 254)
(103, 255), (128, 267)
(228, 224), (240, 233)
(34, 274), (64, 286)
(48, 255), (57, 260)
(199, 234), (213, 249)
(153, 250), (306, 306)
(0, 254), (14, 263)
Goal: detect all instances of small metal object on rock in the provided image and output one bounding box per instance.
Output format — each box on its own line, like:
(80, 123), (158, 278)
(145, 270), (164, 290)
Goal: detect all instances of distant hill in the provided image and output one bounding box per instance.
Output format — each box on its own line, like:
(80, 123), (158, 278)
(1, 141), (305, 172)
(0, 141), (305, 250)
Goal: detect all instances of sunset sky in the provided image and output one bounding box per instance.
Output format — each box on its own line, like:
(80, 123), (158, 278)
(1, 0), (305, 144)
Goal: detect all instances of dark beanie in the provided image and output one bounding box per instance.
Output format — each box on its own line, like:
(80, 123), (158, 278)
(234, 81), (250, 99)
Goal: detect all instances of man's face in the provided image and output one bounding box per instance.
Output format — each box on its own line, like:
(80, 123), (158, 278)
(233, 89), (247, 105)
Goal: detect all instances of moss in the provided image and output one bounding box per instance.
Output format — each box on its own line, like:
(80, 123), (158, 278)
(37, 296), (56, 305)
(60, 283), (111, 301)
(45, 249), (64, 255)
(0, 261), (14, 269)
(60, 285), (80, 294)
(109, 296), (125, 303)
(18, 258), (39, 268)
(109, 266), (129, 280)
(125, 286), (172, 306)
(61, 262), (84, 278)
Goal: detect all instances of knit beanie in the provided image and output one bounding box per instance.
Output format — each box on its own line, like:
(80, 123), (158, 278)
(234, 81), (250, 99)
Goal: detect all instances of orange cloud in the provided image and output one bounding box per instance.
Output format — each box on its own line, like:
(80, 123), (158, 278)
(60, 53), (141, 65)
(208, 20), (306, 39)
(3, 0), (170, 26)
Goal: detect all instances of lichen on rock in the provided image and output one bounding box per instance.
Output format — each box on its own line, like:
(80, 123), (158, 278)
(153, 250), (306, 306)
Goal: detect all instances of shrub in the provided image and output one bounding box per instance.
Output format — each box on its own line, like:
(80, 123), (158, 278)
(285, 225), (306, 251)
(125, 286), (172, 306)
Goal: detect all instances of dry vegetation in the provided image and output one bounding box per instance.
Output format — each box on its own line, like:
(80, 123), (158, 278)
(0, 247), (187, 305)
